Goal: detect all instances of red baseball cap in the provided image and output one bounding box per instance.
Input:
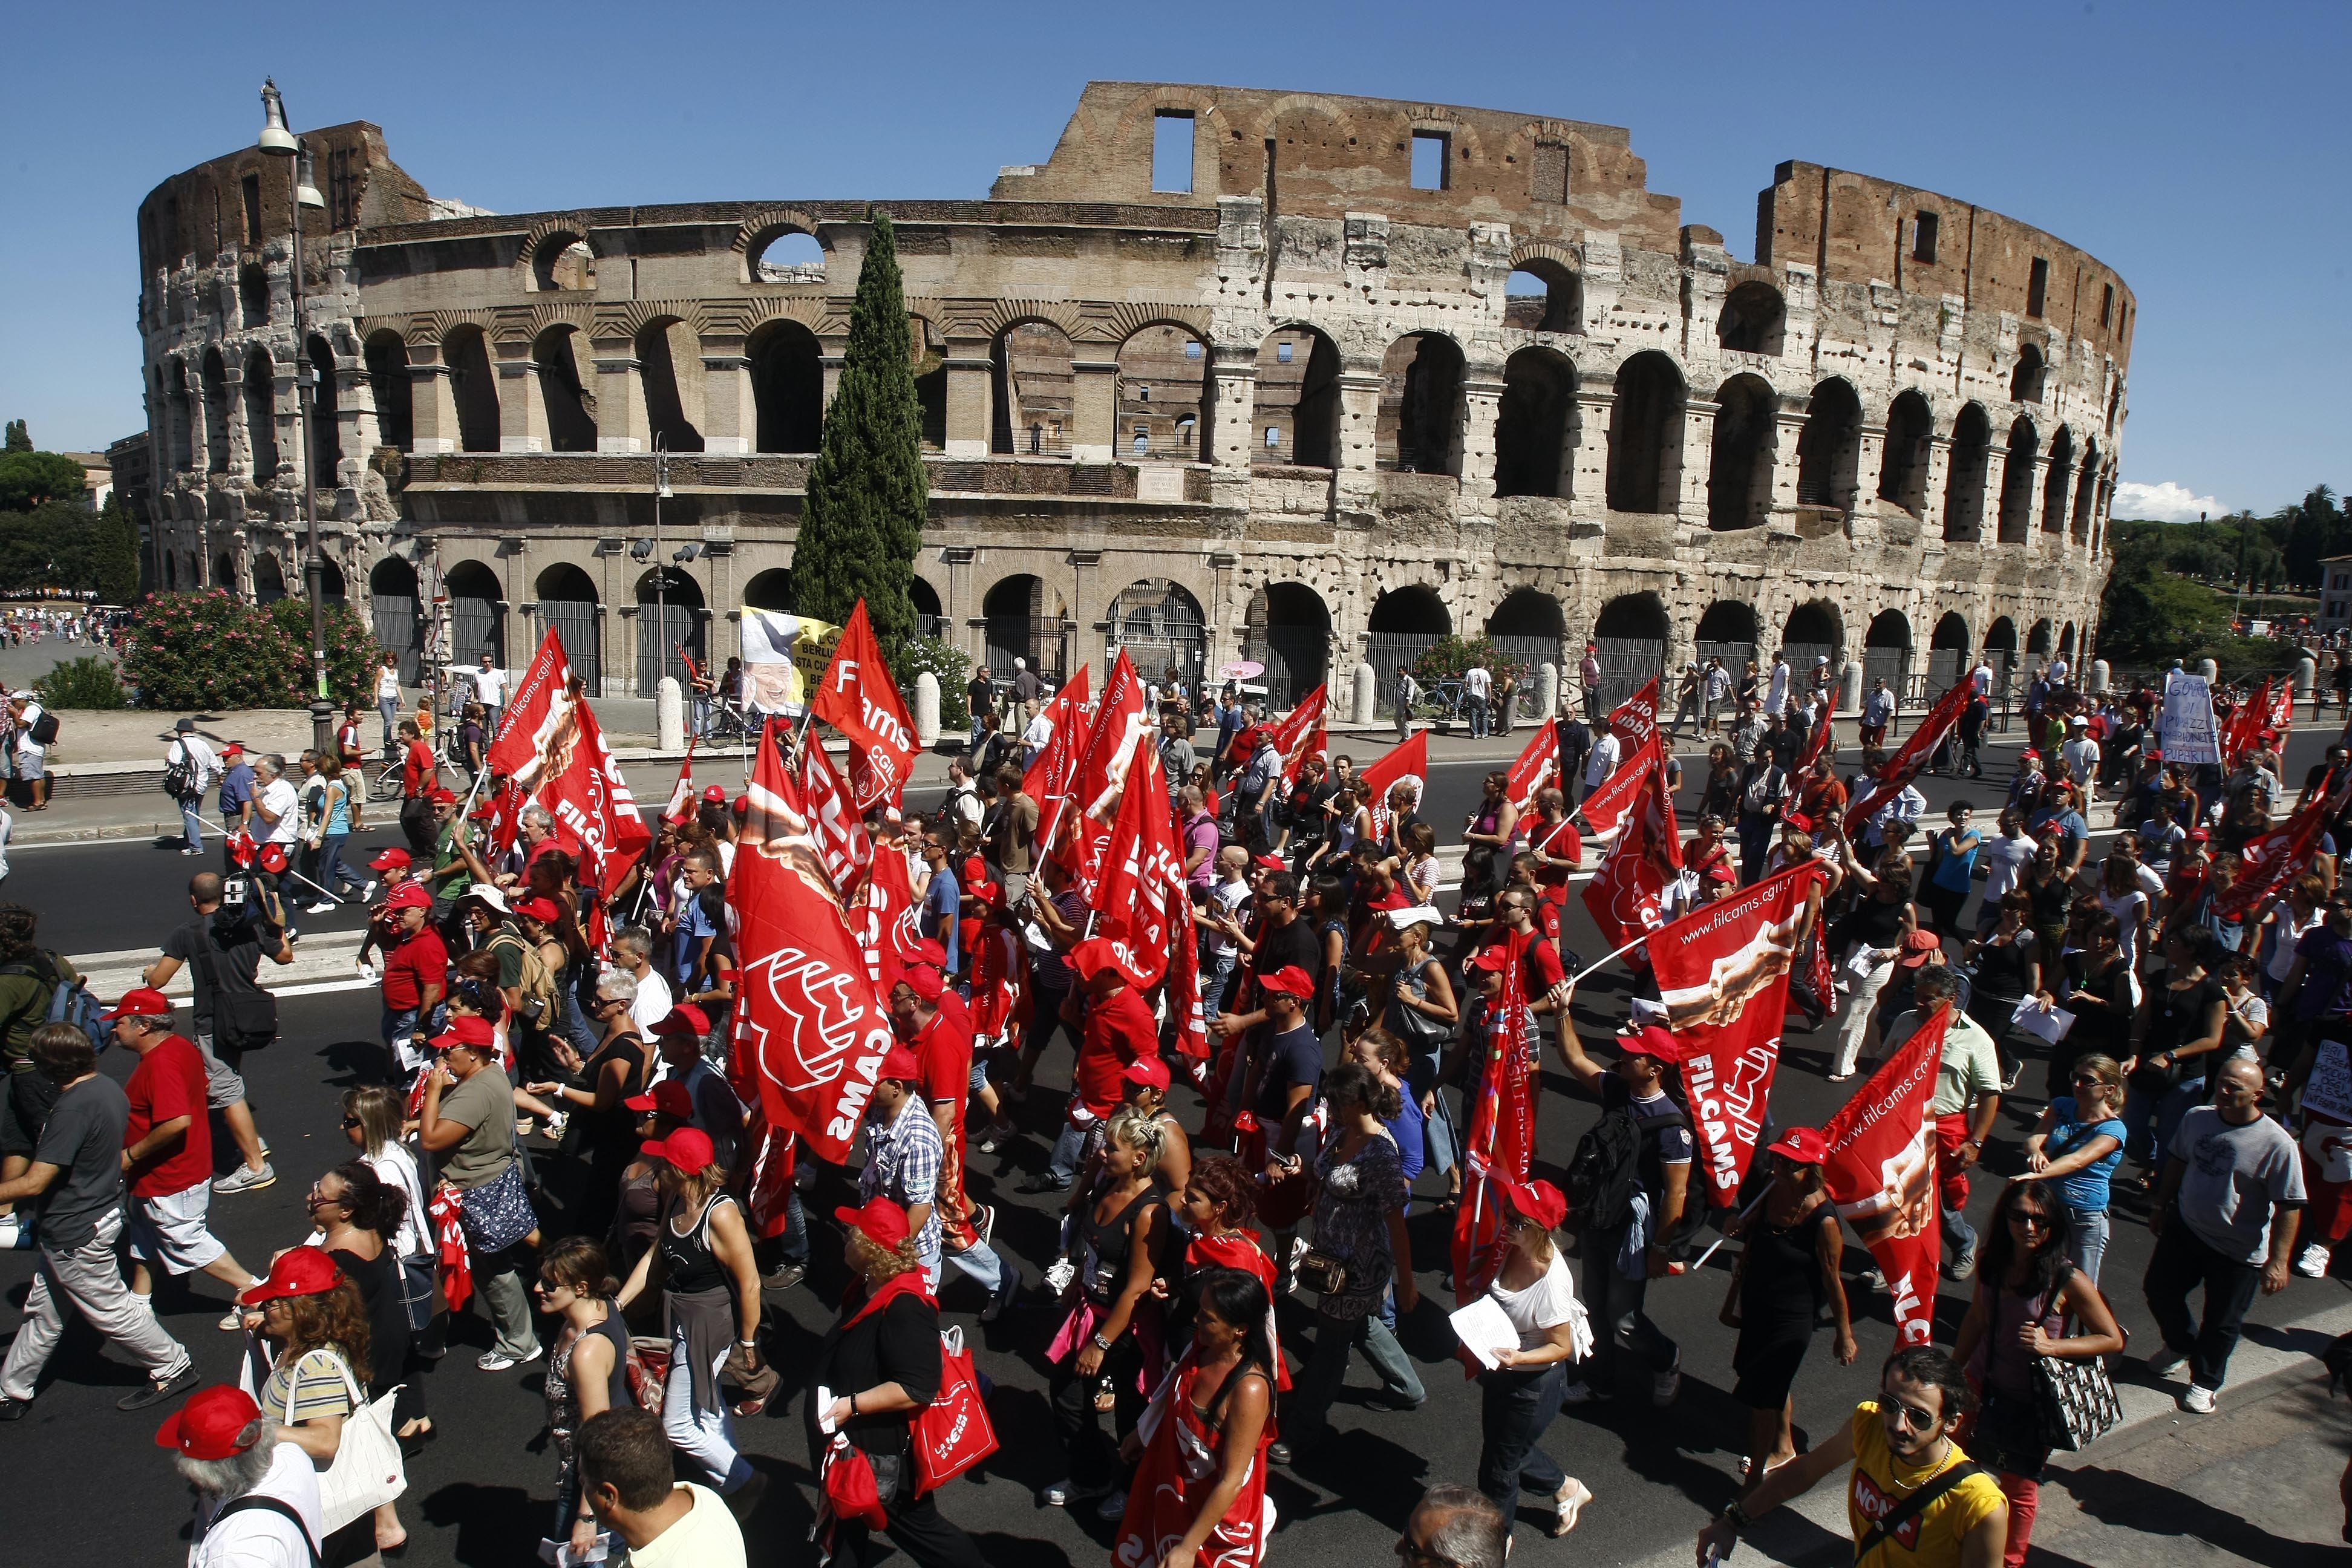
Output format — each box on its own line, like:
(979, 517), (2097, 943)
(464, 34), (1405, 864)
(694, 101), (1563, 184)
(1123, 1055), (1171, 1091)
(898, 965), (946, 1002)
(154, 1385), (266, 1461)
(221, 743), (245, 757)
(100, 987), (172, 1022)
(367, 846), (412, 871)
(835, 1195), (912, 1252)
(2186, 827), (2212, 844)
(907, 938), (950, 970)
(878, 1044), (925, 1083)
(1258, 964), (1315, 999)
(430, 1015), (498, 1052)
(513, 895), (562, 924)
(1466, 944), (1513, 975)
(430, 788), (458, 806)
(1621, 1025), (1682, 1065)
(237, 1246), (342, 1306)
(1250, 852), (1285, 871)
(641, 1127), (716, 1175)
(702, 784), (728, 803)
(650, 1004), (712, 1039)
(1498, 1176), (1569, 1231)
(1896, 929), (1942, 969)
(1766, 1126), (1829, 1165)
(1781, 811), (1814, 833)
(624, 1079), (696, 1120)
(1070, 938), (1125, 983)
(733, 794), (751, 815)
(257, 843), (289, 875)
(384, 883), (431, 911)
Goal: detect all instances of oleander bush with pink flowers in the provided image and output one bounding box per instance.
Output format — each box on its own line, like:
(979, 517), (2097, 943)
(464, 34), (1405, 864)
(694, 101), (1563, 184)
(122, 590), (381, 710)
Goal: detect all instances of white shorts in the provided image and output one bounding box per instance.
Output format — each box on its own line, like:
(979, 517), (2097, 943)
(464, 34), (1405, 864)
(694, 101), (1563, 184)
(128, 1183), (227, 1275)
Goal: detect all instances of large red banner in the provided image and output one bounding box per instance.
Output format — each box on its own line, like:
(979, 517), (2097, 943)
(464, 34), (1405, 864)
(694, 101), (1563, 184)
(1019, 665), (1093, 805)
(1266, 683), (1330, 787)
(538, 697), (651, 900)
(1822, 1005), (1952, 1347)
(1583, 744), (1681, 948)
(1502, 720), (1559, 816)
(1451, 954), (1534, 1307)
(1651, 863), (1821, 1205)
(2212, 796), (2330, 921)
(1358, 728), (1429, 844)
(485, 628), (573, 782)
(728, 719), (896, 1161)
(1609, 676), (1660, 752)
(800, 737), (874, 898)
(1094, 734), (1188, 988)
(1844, 676), (1975, 834)
(810, 600), (918, 809)
(1579, 730), (1663, 844)
(1060, 652), (1151, 900)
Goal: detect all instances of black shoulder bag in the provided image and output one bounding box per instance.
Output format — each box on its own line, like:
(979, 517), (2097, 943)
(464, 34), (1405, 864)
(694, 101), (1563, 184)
(1852, 1457), (1988, 1563)
(193, 923), (278, 1051)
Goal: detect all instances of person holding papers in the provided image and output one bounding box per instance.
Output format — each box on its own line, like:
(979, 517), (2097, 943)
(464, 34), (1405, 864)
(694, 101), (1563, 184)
(1455, 1177), (1594, 1543)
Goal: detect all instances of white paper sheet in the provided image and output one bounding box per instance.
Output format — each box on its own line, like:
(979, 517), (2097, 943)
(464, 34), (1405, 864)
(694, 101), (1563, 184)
(1449, 1295), (1520, 1371)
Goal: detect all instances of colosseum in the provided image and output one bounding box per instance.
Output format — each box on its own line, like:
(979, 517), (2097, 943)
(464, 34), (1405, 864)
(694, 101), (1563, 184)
(129, 81), (2129, 714)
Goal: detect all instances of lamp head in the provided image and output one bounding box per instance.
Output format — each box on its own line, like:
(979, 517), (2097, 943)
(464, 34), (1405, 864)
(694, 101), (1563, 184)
(295, 143), (325, 212)
(258, 79), (298, 156)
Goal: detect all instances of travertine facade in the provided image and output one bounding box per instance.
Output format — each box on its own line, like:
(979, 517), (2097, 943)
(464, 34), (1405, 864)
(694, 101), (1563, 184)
(131, 82), (2128, 705)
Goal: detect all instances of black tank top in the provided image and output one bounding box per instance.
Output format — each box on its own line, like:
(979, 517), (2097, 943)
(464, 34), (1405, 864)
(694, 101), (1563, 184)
(659, 1192), (733, 1295)
(1080, 1186), (1156, 1307)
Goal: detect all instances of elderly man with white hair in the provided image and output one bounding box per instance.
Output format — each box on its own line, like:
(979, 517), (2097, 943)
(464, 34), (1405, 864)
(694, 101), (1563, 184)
(609, 927), (671, 1034)
(158, 1382), (325, 1567)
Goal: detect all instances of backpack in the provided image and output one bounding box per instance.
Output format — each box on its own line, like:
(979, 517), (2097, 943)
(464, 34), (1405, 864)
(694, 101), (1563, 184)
(930, 785), (978, 837)
(28, 710), (58, 746)
(486, 929), (560, 1027)
(1563, 1097), (1687, 1232)
(162, 740), (201, 801)
(0, 952), (104, 1054)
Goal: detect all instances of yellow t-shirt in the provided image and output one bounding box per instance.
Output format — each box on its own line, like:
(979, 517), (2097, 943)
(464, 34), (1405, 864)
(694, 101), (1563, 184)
(1846, 1400), (2007, 1567)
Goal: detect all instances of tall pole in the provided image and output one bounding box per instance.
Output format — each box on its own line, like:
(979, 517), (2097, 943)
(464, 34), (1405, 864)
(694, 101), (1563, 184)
(263, 80), (335, 755)
(653, 439), (668, 698)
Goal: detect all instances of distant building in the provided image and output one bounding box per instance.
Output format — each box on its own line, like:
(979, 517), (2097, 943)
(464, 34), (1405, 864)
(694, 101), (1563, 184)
(2320, 555), (2352, 638)
(60, 452), (113, 511)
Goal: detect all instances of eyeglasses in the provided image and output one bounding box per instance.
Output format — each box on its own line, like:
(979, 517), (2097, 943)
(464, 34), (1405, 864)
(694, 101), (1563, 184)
(1882, 1399), (1944, 1432)
(2009, 1210), (2053, 1230)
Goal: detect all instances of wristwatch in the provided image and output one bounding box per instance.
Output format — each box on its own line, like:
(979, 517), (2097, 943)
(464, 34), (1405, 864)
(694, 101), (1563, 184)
(1091, 1332), (1112, 1351)
(1719, 1500), (1751, 1532)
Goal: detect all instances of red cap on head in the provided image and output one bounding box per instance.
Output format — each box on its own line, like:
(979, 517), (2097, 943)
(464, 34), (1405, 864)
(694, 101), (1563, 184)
(1250, 852), (1285, 870)
(237, 1246), (342, 1306)
(1467, 944), (1513, 975)
(1896, 929), (1942, 968)
(367, 843), (413, 869)
(835, 1195), (912, 1253)
(2186, 827), (2212, 843)
(908, 938), (949, 969)
(384, 883), (432, 911)
(733, 794), (751, 815)
(624, 1079), (696, 1120)
(100, 987), (173, 1022)
(1258, 964), (1316, 999)
(154, 1385), (267, 1461)
(1070, 938), (1125, 983)
(1781, 811), (1814, 834)
(901, 966), (946, 1003)
(1621, 1025), (1682, 1065)
(650, 1004), (712, 1039)
(878, 1044), (924, 1083)
(430, 787), (457, 806)
(513, 895), (563, 924)
(1766, 1126), (1829, 1165)
(221, 743), (245, 757)
(1123, 1055), (1171, 1091)
(430, 1014), (498, 1052)
(701, 784), (728, 803)
(1500, 1176), (1569, 1231)
(641, 1127), (716, 1174)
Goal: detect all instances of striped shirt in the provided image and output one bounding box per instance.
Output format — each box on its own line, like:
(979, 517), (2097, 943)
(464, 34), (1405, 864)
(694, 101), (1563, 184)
(860, 1097), (944, 1268)
(263, 1346), (358, 1425)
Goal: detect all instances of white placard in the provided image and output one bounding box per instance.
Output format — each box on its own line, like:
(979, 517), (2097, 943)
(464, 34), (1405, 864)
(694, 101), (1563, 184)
(2158, 674), (2220, 765)
(2008, 996), (2074, 1047)
(2305, 1039), (2352, 1123)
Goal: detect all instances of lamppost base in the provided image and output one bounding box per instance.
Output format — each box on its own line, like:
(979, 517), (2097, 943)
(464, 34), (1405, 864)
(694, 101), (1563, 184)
(310, 698), (337, 756)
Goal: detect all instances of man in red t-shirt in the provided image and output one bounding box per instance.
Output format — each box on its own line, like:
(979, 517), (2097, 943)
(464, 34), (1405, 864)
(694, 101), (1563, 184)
(379, 884), (449, 1078)
(106, 990), (259, 1316)
(397, 718), (439, 861)
(891, 967), (1016, 1317)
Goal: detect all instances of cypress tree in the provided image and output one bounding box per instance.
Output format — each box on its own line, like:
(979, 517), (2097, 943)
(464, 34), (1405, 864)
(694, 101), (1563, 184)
(795, 211), (928, 665)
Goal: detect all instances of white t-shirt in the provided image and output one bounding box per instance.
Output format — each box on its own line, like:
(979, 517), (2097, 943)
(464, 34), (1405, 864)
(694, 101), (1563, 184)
(629, 1484), (748, 1568)
(471, 666), (506, 707)
(631, 968), (676, 1036)
(1209, 877), (1251, 958)
(256, 779), (301, 846)
(1766, 662), (1790, 713)
(376, 668), (401, 702)
(1488, 1246), (1584, 1352)
(1465, 666), (1492, 699)
(364, 1141), (428, 1260)
(14, 702), (45, 760)
(190, 1442), (325, 1568)
(2062, 736), (2100, 784)
(171, 735), (221, 791)
(1584, 731), (1621, 789)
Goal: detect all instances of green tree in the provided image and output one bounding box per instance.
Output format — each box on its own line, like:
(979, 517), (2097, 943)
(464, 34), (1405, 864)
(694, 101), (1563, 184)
(794, 211), (928, 668)
(94, 495), (142, 605)
(3, 420), (28, 452)
(0, 449), (86, 511)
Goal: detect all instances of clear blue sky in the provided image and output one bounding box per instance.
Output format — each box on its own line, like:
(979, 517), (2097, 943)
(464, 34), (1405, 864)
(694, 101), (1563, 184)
(4, 1), (2342, 520)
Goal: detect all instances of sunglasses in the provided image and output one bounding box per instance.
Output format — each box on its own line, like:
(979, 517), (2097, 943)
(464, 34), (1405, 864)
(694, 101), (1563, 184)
(339, 1116), (362, 1129)
(2009, 1209), (2053, 1229)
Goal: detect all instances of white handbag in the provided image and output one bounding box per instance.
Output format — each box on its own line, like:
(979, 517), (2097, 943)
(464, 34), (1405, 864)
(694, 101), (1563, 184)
(276, 1348), (407, 1534)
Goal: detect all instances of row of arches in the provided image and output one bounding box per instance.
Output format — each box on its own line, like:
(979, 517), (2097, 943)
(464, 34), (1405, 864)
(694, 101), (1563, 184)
(153, 338), (343, 485)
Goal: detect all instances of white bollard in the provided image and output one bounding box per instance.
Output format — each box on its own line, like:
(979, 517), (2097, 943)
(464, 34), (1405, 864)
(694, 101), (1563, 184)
(1351, 662), (1377, 725)
(656, 676), (685, 751)
(2197, 658), (2218, 682)
(1538, 661), (1559, 719)
(1837, 661), (1863, 713)
(2088, 659), (2109, 694)
(914, 670), (941, 748)
(2296, 656), (2318, 697)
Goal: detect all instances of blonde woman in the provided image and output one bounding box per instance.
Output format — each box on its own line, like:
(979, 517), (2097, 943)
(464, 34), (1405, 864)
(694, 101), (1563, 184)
(236, 1246), (400, 1555)
(340, 1084), (436, 1365)
(1463, 1177), (1593, 1540)
(2022, 1053), (2128, 1283)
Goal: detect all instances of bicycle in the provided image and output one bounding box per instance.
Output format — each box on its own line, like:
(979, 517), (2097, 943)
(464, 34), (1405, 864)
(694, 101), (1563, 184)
(699, 697), (757, 743)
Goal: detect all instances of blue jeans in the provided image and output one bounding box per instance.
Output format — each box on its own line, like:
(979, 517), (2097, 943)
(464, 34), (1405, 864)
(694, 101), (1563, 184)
(1046, 1103), (1089, 1185)
(378, 695), (400, 752)
(178, 798), (204, 851)
(1467, 694), (1489, 738)
(2123, 1076), (2209, 1174)
(316, 833), (364, 897)
(1287, 1296), (1425, 1446)
(1478, 1364), (1570, 1532)
(2063, 1204), (2112, 1285)
(1942, 1203), (1978, 1264)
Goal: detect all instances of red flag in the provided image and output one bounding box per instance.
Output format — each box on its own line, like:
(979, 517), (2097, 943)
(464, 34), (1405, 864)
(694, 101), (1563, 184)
(1167, 894), (1209, 1067)
(728, 717), (897, 1161)
(802, 739), (874, 898)
(1796, 693), (1835, 773)
(1822, 1004), (1952, 1347)
(967, 923), (1029, 1051)
(1609, 676), (1660, 752)
(485, 628), (574, 783)
(1580, 731), (1664, 844)
(536, 697), (652, 900)
(1452, 959), (1534, 1309)
(1061, 650), (1152, 900)
(1019, 665), (1093, 808)
(1583, 748), (1681, 947)
(849, 844), (922, 992)
(478, 774), (531, 859)
(662, 737), (698, 825)
(1266, 684), (1330, 786)
(2220, 678), (2267, 768)
(2271, 676), (2296, 736)
(1094, 735), (1187, 988)
(1651, 863), (1822, 1205)
(1357, 728), (1429, 844)
(1844, 676), (1975, 834)
(1502, 721), (1559, 816)
(2212, 797), (2330, 921)
(810, 601), (919, 810)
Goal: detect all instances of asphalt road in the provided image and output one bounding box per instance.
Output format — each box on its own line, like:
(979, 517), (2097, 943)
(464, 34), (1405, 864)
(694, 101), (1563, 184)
(3, 721), (2347, 1566)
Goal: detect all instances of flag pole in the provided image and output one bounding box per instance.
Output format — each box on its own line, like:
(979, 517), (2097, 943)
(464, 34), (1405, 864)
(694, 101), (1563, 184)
(1566, 927), (1658, 988)
(1684, 1188), (1771, 1275)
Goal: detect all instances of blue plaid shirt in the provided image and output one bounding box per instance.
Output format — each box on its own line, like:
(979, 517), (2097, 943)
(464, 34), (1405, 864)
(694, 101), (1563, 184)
(860, 1096), (943, 1269)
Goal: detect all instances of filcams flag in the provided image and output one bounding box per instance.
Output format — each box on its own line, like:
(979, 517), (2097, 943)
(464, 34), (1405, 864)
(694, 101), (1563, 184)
(1651, 863), (1820, 1205)
(1501, 720), (1559, 816)
(1094, 733), (1187, 988)
(800, 737), (874, 899)
(2221, 677), (2270, 768)
(2212, 796), (2331, 922)
(1020, 665), (1093, 810)
(1264, 683), (1330, 787)
(728, 718), (895, 1161)
(1579, 730), (1664, 845)
(1583, 742), (1681, 948)
(1844, 676), (1975, 835)
(1821, 1004), (1952, 1347)
(1609, 676), (1660, 753)
(485, 629), (573, 783)
(1063, 650), (1152, 900)
(1358, 728), (1429, 844)
(1452, 952), (1535, 1307)
(739, 607), (844, 714)
(810, 600), (920, 809)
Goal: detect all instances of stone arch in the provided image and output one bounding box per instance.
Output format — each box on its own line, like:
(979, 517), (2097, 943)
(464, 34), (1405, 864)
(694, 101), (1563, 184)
(2041, 426), (2074, 536)
(1488, 588), (1566, 685)
(1243, 581), (1330, 709)
(534, 563), (601, 694)
(910, 314), (947, 451)
(1927, 611), (1971, 696)
(733, 208), (826, 276)
(1115, 322), (1212, 462)
(370, 557), (423, 681)
(991, 319), (1075, 456)
(1984, 616), (2018, 683)
(1494, 347), (1575, 499)
(2009, 343), (2045, 404)
(1255, 324), (1341, 468)
(1877, 390), (1933, 515)
(1504, 254), (1581, 335)
(982, 573), (1068, 682)
(635, 566), (706, 696)
(200, 347), (230, 474)
(1696, 600), (1761, 675)
(526, 224), (596, 293)
(742, 567), (795, 613)
(1780, 599), (1844, 686)
(1592, 592), (1670, 711)
(1863, 609), (1912, 695)
(163, 359), (194, 471)
(241, 347), (278, 483)
(364, 331), (412, 452)
(1106, 578), (1207, 688)
(307, 335), (341, 483)
(2060, 622), (2078, 659)
(635, 315), (705, 452)
(532, 325), (596, 452)
(1718, 281), (1785, 356)
(214, 551), (239, 592)
(747, 318), (823, 454)
(1943, 402), (1991, 543)
(1368, 584), (1451, 708)
(252, 554), (286, 605)
(1707, 374), (1775, 531)
(1605, 351), (1684, 514)
(239, 263), (270, 331)
(910, 575), (944, 635)
(444, 325), (500, 452)
(1996, 416), (2039, 544)
(2072, 439), (2100, 543)
(443, 558), (505, 669)
(1795, 377), (1863, 512)
(745, 226), (826, 286)
(2027, 619), (2054, 658)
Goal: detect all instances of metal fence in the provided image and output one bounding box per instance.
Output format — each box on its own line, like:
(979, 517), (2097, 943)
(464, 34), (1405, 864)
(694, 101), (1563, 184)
(1590, 636), (1667, 714)
(1782, 643), (1837, 694)
(1367, 632), (1445, 714)
(540, 600), (600, 694)
(446, 590), (503, 673)
(635, 604), (705, 697)
(1862, 646), (1910, 697)
(1243, 629), (1328, 710)
(985, 617), (1067, 684)
(372, 591), (422, 684)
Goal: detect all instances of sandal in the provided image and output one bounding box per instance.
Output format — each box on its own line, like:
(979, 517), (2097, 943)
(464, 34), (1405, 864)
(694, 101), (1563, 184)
(1550, 1478), (1593, 1537)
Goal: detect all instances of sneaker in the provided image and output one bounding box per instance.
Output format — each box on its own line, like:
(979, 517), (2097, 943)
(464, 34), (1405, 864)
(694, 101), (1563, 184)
(1944, 1243), (1979, 1282)
(212, 1163), (276, 1196)
(981, 1269), (1020, 1324)
(2296, 1243), (2333, 1279)
(1040, 1478), (1108, 1508)
(118, 1365), (200, 1411)
(2145, 1347), (2190, 1380)
(1561, 1380), (1612, 1406)
(306, 900), (338, 915)
(975, 1120), (1017, 1153)
(0, 1396), (25, 1420)
(971, 1204), (997, 1249)
(1094, 1492), (1127, 1523)
(218, 1310), (244, 1332)
(477, 1345), (543, 1373)
(2180, 1383), (2218, 1414)
(763, 1261), (807, 1295)
(1652, 1361), (1683, 1408)
(543, 1111), (569, 1142)
(1018, 1174), (1072, 1195)
(180, 846), (206, 857)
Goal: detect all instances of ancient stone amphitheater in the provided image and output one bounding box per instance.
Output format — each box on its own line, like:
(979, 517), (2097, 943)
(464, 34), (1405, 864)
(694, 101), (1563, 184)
(130, 81), (2126, 710)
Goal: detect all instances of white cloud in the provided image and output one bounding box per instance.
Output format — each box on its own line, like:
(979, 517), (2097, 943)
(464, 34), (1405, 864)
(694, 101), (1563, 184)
(2114, 480), (2227, 523)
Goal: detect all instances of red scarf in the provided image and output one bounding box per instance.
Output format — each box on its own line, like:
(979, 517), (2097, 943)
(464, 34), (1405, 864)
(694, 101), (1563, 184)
(841, 1268), (935, 1331)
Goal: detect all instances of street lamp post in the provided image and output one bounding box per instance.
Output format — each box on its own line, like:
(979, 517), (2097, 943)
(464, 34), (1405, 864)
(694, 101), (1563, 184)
(260, 79), (335, 756)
